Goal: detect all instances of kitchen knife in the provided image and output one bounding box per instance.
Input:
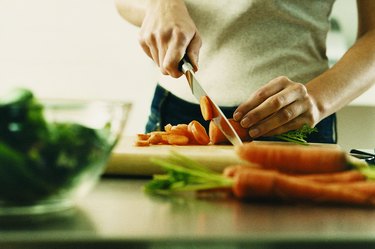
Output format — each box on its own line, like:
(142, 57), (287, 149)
(179, 57), (243, 146)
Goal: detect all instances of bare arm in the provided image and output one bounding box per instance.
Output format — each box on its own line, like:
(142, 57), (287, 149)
(115, 0), (202, 77)
(306, 0), (375, 119)
(114, 0), (145, 27)
(234, 0), (375, 138)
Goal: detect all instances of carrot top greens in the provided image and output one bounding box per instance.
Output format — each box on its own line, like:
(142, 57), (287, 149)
(143, 151), (233, 195)
(275, 124), (317, 145)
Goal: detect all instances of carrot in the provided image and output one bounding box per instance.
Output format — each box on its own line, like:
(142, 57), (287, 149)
(137, 133), (150, 140)
(199, 96), (214, 121)
(135, 121), (211, 146)
(226, 165), (374, 206)
(188, 120), (210, 145)
(298, 170), (366, 183)
(235, 142), (350, 174)
(167, 134), (190, 145)
(209, 119), (250, 144)
(164, 123), (173, 132)
(148, 133), (163, 144)
(225, 165), (366, 183)
(134, 139), (150, 147)
(170, 124), (190, 136)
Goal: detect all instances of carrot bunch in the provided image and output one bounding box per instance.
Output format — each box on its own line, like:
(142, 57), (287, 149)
(135, 120), (210, 146)
(145, 143), (375, 207)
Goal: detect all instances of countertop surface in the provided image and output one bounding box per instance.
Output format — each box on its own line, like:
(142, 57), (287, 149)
(2, 177), (375, 249)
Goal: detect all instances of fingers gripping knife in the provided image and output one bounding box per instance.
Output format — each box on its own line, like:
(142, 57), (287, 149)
(179, 56), (243, 146)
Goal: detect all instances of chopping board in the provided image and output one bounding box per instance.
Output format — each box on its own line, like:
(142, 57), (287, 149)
(104, 136), (341, 176)
(104, 136), (242, 176)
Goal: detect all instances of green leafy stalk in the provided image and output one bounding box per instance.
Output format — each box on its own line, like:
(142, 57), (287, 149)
(275, 124), (317, 145)
(144, 151), (233, 195)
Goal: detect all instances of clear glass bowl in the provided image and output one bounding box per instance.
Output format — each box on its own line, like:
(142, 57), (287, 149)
(0, 99), (131, 216)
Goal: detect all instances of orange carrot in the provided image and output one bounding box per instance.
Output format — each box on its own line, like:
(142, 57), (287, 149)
(209, 119), (250, 144)
(134, 139), (150, 147)
(170, 124), (190, 136)
(236, 142), (349, 174)
(225, 165), (374, 206)
(135, 121), (211, 146)
(199, 96), (213, 121)
(188, 120), (210, 145)
(298, 170), (366, 183)
(137, 133), (151, 140)
(167, 134), (190, 145)
(225, 165), (366, 183)
(148, 133), (163, 144)
(164, 123), (173, 132)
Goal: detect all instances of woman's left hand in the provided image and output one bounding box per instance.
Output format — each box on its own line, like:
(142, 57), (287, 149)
(233, 76), (322, 138)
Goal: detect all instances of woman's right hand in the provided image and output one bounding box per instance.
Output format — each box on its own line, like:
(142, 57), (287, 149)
(139, 0), (202, 78)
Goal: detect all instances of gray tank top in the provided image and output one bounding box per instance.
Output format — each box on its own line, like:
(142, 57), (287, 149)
(158, 0), (336, 106)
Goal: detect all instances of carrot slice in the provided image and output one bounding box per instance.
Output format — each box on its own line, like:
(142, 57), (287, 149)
(199, 96), (213, 121)
(167, 134), (190, 145)
(170, 124), (189, 136)
(134, 139), (150, 147)
(164, 123), (173, 132)
(209, 119), (250, 144)
(148, 133), (163, 144)
(188, 120), (210, 145)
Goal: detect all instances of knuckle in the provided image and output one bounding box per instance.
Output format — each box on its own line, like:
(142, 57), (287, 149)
(140, 32), (155, 45)
(270, 95), (285, 109)
(156, 29), (172, 42)
(276, 76), (290, 85)
(162, 60), (175, 73)
(255, 90), (267, 100)
(280, 108), (294, 121)
(294, 83), (308, 96)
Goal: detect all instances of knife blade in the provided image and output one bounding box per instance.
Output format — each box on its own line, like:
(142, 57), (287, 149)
(179, 57), (243, 146)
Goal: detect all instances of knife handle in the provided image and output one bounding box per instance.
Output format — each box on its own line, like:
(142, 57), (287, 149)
(178, 55), (194, 74)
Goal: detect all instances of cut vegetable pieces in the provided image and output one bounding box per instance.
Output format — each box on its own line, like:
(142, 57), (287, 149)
(209, 119), (250, 144)
(188, 120), (210, 145)
(134, 120), (210, 146)
(199, 96), (214, 121)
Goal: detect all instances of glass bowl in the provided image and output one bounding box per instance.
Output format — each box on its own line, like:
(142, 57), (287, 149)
(0, 95), (131, 216)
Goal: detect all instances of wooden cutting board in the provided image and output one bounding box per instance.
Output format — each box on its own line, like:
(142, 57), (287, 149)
(104, 136), (341, 176)
(104, 136), (242, 176)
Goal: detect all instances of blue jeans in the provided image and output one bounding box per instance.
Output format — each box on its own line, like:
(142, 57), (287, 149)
(145, 84), (337, 144)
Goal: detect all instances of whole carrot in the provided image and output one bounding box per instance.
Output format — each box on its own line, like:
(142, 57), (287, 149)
(225, 165), (374, 206)
(236, 142), (352, 174)
(298, 170), (366, 183)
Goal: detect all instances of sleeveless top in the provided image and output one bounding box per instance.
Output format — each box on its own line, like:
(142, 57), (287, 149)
(157, 0), (336, 106)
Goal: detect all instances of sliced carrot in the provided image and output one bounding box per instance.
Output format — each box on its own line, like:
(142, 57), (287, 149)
(148, 133), (163, 144)
(167, 134), (190, 145)
(134, 139), (150, 147)
(188, 120), (210, 145)
(170, 124), (189, 136)
(164, 123), (173, 132)
(235, 142), (348, 174)
(199, 96), (213, 121)
(209, 119), (250, 144)
(137, 133), (151, 140)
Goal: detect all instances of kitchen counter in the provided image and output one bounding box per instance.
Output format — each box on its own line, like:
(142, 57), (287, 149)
(2, 177), (375, 249)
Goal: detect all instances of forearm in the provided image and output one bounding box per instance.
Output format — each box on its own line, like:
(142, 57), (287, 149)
(114, 0), (146, 27)
(306, 29), (375, 120)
